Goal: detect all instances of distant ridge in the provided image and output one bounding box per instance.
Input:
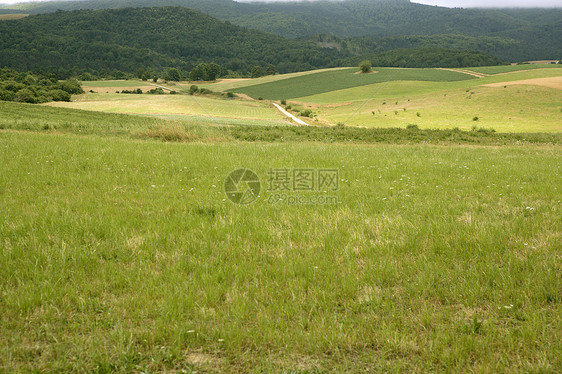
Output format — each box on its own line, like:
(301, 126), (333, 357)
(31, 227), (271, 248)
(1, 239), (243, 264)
(1, 0), (560, 61)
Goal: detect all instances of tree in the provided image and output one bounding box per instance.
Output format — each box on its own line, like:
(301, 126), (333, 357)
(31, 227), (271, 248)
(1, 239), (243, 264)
(206, 63), (221, 81)
(265, 64), (277, 76)
(359, 60), (372, 73)
(251, 66), (262, 78)
(189, 63), (207, 81)
(165, 68), (182, 82)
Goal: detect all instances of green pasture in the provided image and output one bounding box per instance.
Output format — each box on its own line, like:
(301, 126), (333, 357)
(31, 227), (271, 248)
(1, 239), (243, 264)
(310, 85), (561, 132)
(465, 64), (562, 75)
(228, 67), (475, 100)
(178, 67), (349, 92)
(289, 68), (562, 132)
(0, 126), (560, 372)
(294, 66), (562, 104)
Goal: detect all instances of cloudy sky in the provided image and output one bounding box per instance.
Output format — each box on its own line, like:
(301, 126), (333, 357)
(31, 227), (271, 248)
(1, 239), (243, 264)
(413, 0), (562, 7)
(1, 0), (561, 7)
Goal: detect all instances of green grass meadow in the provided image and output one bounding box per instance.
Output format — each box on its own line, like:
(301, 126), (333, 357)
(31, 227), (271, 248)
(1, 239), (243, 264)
(1, 99), (561, 372)
(465, 64), (562, 75)
(228, 68), (475, 101)
(1, 62), (562, 372)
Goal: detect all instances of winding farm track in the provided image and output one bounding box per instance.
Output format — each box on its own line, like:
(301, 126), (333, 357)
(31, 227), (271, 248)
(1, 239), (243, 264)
(148, 83), (177, 92)
(272, 103), (311, 126)
(437, 68), (489, 78)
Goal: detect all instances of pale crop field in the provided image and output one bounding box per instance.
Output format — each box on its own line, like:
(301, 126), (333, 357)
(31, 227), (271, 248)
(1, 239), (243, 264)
(0, 14), (28, 20)
(81, 80), (155, 88)
(47, 93), (288, 126)
(0, 105), (561, 372)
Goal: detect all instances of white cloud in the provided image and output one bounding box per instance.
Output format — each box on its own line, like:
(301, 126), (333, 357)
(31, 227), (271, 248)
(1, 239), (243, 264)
(412, 0), (562, 7)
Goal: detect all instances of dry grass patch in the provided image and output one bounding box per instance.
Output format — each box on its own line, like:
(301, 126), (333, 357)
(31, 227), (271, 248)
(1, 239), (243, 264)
(483, 76), (562, 90)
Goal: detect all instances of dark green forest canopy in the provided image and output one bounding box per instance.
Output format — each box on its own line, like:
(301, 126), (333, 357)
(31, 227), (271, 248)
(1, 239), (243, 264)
(0, 6), (507, 78)
(343, 48), (506, 69)
(0, 7), (343, 77)
(2, 0), (561, 61)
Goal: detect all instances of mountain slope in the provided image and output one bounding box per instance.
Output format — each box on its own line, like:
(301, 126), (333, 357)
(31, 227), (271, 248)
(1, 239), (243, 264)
(1, 0), (561, 61)
(0, 7), (342, 77)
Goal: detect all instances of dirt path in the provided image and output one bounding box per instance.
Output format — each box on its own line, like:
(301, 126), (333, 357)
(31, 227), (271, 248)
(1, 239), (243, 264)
(148, 83), (177, 92)
(438, 68), (489, 78)
(272, 103), (311, 126)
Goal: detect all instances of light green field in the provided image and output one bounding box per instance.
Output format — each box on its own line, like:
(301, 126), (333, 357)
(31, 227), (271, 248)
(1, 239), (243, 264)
(295, 67), (562, 104)
(47, 65), (562, 133)
(1, 123), (560, 372)
(47, 92), (288, 126)
(176, 68), (350, 92)
(292, 68), (562, 132)
(229, 67), (474, 100)
(465, 64), (562, 75)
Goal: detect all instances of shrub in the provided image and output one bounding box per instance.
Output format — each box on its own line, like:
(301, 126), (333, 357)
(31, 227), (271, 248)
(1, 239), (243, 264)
(59, 79), (84, 94)
(280, 99), (287, 105)
(148, 88), (165, 95)
(0, 89), (15, 101)
(14, 88), (37, 103)
(359, 60), (372, 73)
(48, 89), (71, 102)
(407, 124), (419, 130)
(189, 85), (199, 95)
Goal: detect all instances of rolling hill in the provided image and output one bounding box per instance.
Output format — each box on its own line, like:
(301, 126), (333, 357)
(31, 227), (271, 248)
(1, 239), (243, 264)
(0, 6), (343, 77)
(0, 6), (507, 78)
(1, 0), (561, 61)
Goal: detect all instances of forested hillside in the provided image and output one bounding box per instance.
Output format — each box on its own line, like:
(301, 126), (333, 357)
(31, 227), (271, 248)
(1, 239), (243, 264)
(0, 7), (342, 77)
(0, 6), (507, 78)
(343, 48), (505, 69)
(2, 0), (561, 61)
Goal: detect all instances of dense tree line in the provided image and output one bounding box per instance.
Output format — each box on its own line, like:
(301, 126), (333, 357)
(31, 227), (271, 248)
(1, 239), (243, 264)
(0, 7), (343, 78)
(0, 68), (83, 103)
(345, 48), (506, 69)
(0, 7), (510, 80)
(2, 0), (561, 61)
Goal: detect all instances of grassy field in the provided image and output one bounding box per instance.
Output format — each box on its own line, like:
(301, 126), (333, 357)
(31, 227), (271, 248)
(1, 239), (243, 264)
(81, 80), (154, 88)
(287, 68), (562, 132)
(228, 68), (475, 100)
(178, 68), (350, 92)
(64, 65), (562, 133)
(0, 14), (28, 20)
(47, 93), (289, 126)
(1, 111), (561, 372)
(465, 64), (562, 75)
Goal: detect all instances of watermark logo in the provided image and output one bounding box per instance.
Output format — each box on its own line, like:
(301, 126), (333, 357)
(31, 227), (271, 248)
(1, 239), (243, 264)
(225, 168), (339, 205)
(224, 168), (261, 205)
